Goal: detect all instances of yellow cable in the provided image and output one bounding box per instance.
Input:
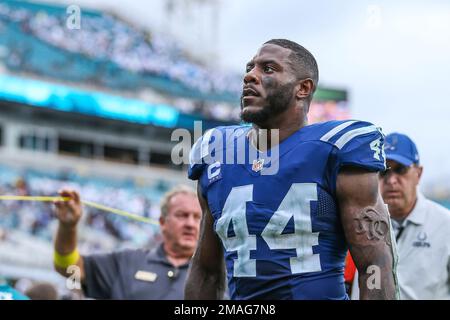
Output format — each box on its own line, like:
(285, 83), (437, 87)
(0, 195), (159, 226)
(81, 200), (158, 225)
(0, 196), (70, 202)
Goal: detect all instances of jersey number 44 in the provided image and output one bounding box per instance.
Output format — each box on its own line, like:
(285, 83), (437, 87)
(215, 183), (322, 277)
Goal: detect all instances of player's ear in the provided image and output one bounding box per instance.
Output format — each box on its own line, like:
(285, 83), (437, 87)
(296, 78), (315, 100)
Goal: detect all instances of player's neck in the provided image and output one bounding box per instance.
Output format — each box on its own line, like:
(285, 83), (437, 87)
(251, 114), (306, 151)
(249, 126), (294, 151)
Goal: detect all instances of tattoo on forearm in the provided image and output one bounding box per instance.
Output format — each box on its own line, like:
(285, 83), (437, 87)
(354, 207), (391, 245)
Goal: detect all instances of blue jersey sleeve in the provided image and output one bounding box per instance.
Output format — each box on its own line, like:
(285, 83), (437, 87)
(188, 127), (226, 197)
(187, 134), (207, 181)
(324, 121), (386, 194)
(336, 127), (386, 172)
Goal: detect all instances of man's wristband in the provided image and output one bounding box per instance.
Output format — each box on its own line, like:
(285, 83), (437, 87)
(54, 249), (80, 269)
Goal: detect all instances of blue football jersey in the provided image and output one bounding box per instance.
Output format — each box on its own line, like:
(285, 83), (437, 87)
(188, 120), (386, 300)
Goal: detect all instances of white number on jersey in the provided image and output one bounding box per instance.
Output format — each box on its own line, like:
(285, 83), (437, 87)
(370, 138), (383, 161)
(215, 183), (321, 277)
(215, 185), (257, 277)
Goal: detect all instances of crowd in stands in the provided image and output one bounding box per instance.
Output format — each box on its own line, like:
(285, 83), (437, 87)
(0, 2), (242, 98)
(0, 2), (357, 125)
(0, 164), (165, 252)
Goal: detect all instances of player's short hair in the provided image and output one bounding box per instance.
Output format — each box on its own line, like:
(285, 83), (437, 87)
(264, 39), (319, 94)
(160, 185), (197, 219)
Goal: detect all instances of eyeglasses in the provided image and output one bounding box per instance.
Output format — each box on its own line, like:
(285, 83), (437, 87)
(379, 164), (413, 178)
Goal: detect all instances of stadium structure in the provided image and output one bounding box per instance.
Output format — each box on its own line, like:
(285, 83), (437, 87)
(0, 0), (350, 297)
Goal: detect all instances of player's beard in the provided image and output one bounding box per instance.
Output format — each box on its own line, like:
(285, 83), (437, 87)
(240, 81), (296, 125)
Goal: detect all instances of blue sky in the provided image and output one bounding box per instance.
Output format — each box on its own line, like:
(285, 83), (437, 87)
(48, 0), (450, 186)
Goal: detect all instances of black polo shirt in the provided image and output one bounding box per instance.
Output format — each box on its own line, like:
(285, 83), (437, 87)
(82, 244), (190, 299)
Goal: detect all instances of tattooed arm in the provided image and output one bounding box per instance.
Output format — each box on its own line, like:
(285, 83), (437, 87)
(337, 167), (398, 300)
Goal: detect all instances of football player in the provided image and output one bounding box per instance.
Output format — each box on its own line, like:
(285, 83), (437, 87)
(185, 39), (399, 300)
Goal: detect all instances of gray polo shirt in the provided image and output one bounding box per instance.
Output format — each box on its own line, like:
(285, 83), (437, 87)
(82, 244), (190, 300)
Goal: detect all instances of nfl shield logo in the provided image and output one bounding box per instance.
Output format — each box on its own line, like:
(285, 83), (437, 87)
(252, 159), (265, 172)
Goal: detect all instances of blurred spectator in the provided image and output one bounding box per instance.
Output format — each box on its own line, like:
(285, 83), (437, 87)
(15, 178), (28, 196)
(379, 133), (450, 299)
(24, 282), (58, 300)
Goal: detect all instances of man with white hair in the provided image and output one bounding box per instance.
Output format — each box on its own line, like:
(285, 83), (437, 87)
(53, 185), (202, 299)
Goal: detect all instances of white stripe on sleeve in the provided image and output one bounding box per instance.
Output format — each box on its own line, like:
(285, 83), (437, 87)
(334, 125), (378, 149)
(320, 120), (357, 142)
